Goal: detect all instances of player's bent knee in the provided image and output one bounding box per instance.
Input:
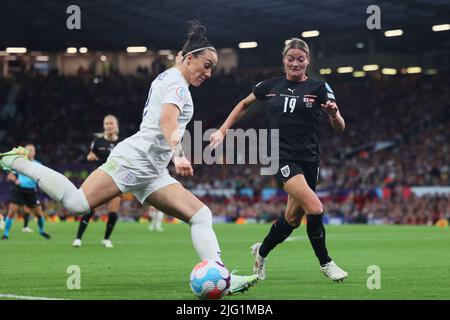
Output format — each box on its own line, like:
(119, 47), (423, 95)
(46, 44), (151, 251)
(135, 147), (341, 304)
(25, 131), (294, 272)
(305, 202), (323, 215)
(189, 206), (212, 226)
(62, 189), (91, 214)
(285, 215), (301, 228)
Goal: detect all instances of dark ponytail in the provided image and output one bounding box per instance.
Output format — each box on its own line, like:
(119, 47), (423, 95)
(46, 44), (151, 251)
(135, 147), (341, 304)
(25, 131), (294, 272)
(182, 20), (215, 59)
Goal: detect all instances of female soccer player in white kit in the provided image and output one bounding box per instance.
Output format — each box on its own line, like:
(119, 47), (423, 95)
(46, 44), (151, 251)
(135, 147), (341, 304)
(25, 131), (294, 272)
(0, 20), (257, 294)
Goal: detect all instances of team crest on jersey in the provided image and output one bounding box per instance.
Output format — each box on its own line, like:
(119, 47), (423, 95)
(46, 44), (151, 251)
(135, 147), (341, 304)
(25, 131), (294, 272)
(176, 87), (186, 99)
(303, 95), (316, 108)
(281, 165), (291, 178)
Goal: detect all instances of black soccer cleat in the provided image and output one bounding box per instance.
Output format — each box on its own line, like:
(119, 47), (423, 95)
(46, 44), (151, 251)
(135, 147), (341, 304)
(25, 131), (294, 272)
(1, 235), (9, 240)
(40, 232), (51, 240)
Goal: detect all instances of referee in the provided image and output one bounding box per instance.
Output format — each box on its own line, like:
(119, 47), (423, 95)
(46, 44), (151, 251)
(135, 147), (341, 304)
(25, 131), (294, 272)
(2, 144), (51, 240)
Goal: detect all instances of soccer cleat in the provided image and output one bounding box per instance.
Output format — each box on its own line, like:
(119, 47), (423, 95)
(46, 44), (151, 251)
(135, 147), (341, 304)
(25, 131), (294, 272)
(251, 243), (267, 280)
(149, 224), (164, 232)
(0, 220), (4, 230)
(228, 273), (258, 294)
(22, 227), (33, 233)
(2, 235), (8, 240)
(101, 239), (114, 248)
(0, 147), (29, 170)
(72, 239), (82, 247)
(40, 232), (51, 239)
(320, 261), (348, 282)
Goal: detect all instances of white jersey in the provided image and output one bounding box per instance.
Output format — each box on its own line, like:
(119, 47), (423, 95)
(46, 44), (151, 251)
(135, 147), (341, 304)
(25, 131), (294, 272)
(101, 67), (193, 203)
(141, 67), (194, 140)
(113, 67), (194, 172)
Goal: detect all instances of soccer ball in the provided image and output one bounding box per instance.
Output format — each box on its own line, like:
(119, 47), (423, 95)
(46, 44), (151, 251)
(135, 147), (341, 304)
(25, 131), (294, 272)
(189, 260), (231, 299)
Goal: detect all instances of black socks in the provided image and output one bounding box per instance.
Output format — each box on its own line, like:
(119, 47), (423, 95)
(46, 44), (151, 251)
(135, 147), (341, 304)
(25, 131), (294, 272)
(259, 215), (295, 258)
(104, 212), (118, 240)
(76, 211), (118, 240)
(76, 210), (94, 240)
(306, 213), (332, 266)
(23, 213), (30, 228)
(258, 212), (333, 266)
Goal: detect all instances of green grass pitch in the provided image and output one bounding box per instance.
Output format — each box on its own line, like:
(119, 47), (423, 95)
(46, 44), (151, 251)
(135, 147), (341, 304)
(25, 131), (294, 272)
(0, 222), (449, 300)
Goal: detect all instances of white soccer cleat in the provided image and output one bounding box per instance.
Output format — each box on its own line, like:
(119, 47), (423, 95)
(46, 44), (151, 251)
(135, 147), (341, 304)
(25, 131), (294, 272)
(228, 273), (258, 295)
(22, 227), (33, 233)
(320, 261), (348, 282)
(72, 239), (82, 247)
(251, 243), (267, 280)
(101, 239), (114, 248)
(0, 220), (5, 230)
(0, 147), (29, 170)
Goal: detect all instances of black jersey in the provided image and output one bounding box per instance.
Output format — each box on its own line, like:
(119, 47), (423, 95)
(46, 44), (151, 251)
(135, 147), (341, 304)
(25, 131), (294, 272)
(90, 135), (120, 165)
(253, 76), (336, 163)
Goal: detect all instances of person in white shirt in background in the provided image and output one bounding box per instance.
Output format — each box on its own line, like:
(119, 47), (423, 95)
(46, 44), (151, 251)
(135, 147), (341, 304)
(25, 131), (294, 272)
(148, 206), (164, 232)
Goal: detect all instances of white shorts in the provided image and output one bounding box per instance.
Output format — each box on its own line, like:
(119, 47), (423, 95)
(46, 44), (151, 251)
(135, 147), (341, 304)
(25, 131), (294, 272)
(99, 140), (179, 204)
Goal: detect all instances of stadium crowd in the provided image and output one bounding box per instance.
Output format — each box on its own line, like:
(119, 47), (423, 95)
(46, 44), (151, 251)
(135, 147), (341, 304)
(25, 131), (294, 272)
(1, 67), (449, 225)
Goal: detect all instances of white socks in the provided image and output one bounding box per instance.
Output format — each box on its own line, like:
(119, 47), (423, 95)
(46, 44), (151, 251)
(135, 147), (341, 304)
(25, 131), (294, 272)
(189, 206), (222, 263)
(154, 211), (163, 229)
(11, 158), (90, 214)
(149, 210), (164, 230)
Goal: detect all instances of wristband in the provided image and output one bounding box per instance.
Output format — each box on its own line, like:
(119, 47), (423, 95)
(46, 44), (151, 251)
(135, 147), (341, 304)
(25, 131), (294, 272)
(173, 143), (184, 158)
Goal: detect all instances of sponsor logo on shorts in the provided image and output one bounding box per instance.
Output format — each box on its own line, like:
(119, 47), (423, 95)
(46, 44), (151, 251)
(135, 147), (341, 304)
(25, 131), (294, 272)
(281, 165), (290, 178)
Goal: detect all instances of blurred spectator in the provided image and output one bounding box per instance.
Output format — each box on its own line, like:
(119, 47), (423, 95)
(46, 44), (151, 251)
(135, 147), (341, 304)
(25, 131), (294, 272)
(0, 69), (449, 224)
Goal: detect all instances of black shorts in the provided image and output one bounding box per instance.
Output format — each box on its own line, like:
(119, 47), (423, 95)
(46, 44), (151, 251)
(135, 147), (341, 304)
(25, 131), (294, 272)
(10, 186), (40, 207)
(274, 160), (320, 191)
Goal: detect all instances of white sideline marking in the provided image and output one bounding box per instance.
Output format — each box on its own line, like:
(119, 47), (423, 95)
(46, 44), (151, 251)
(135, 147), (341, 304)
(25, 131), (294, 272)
(0, 293), (66, 300)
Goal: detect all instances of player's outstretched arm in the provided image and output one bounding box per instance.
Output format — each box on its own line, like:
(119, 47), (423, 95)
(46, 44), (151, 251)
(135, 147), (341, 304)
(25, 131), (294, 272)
(210, 92), (257, 148)
(321, 101), (345, 133)
(160, 103), (193, 177)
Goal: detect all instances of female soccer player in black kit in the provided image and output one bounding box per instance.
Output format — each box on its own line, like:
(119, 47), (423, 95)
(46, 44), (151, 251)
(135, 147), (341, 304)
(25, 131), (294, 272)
(210, 38), (348, 281)
(73, 115), (121, 248)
